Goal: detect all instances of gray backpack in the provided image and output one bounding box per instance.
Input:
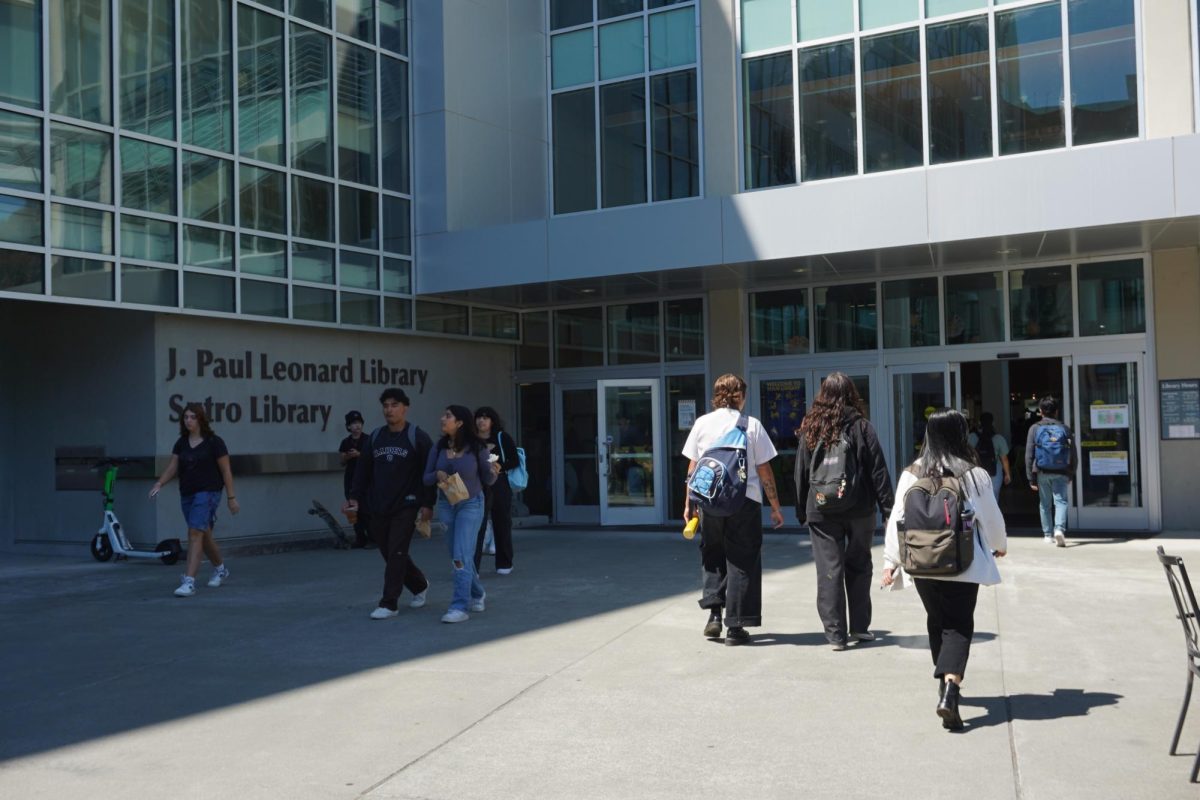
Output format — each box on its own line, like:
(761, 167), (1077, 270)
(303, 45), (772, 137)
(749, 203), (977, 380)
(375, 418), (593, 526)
(898, 468), (975, 577)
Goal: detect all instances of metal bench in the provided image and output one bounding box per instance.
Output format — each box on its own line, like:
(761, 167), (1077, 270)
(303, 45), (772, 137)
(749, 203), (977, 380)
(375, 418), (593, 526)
(1157, 545), (1200, 783)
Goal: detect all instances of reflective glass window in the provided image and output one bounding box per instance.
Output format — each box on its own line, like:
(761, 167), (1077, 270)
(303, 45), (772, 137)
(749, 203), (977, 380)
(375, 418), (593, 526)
(664, 297), (704, 361)
(337, 41), (377, 186)
(552, 29), (594, 89)
(380, 56), (409, 194)
(799, 0), (852, 41)
(0, 107), (41, 191)
(293, 285), (336, 322)
(184, 225), (233, 270)
(52, 255), (113, 300)
(184, 270), (234, 311)
(382, 256), (410, 293)
(800, 41), (857, 181)
(883, 277), (939, 348)
(928, 0), (985, 15)
(649, 7), (694, 70)
(291, 0), (328, 27)
(750, 289), (808, 357)
(555, 306), (604, 367)
(183, 153), (233, 225)
(181, 0), (233, 152)
(50, 123), (112, 203)
(290, 25), (333, 176)
(336, 0), (373, 43)
(51, 203), (112, 254)
(239, 165), (286, 234)
(121, 215), (176, 263)
(384, 296), (411, 329)
(0, 193), (42, 245)
(293, 243), (334, 283)
(651, 70), (698, 201)
(996, 3), (1064, 155)
(927, 16), (992, 164)
(241, 278), (287, 317)
(339, 186), (377, 248)
(518, 310), (550, 369)
(416, 300), (469, 335)
(383, 196), (410, 255)
(552, 88), (597, 213)
(550, 0), (591, 30)
(238, 6), (285, 164)
(599, 0), (641, 19)
(608, 302), (660, 364)
(744, 53), (795, 188)
(380, 0), (407, 55)
(741, 0), (790, 52)
(1010, 266), (1072, 340)
(860, 0), (916, 30)
(120, 138), (175, 215)
(944, 271), (1004, 344)
(292, 176), (334, 242)
(0, 246), (42, 292)
(122, 263), (177, 306)
(240, 233), (287, 277)
(862, 29), (923, 173)
(1068, 0), (1137, 145)
(472, 308), (520, 340)
(339, 250), (378, 289)
(0, 0), (40, 108)
(120, 0), (175, 138)
(1078, 259), (1144, 336)
(601, 79), (647, 207)
(815, 283), (877, 352)
(600, 18), (644, 81)
(50, 0), (111, 123)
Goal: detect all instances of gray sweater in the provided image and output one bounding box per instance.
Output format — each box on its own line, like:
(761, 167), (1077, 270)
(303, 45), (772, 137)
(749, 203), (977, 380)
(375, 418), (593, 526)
(423, 442), (497, 500)
(1024, 417), (1078, 479)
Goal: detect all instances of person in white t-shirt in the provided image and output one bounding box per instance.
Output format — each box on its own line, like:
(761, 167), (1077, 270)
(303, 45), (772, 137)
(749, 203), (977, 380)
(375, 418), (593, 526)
(682, 373), (784, 646)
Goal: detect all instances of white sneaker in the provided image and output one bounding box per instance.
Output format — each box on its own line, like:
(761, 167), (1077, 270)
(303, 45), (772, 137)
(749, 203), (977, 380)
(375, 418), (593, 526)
(174, 576), (196, 597)
(441, 609), (469, 623)
(1044, 536), (1055, 544)
(207, 565), (229, 588)
(496, 567), (513, 575)
(469, 593), (486, 613)
(484, 546), (496, 555)
(409, 588), (428, 609)
(1054, 530), (1067, 548)
(369, 606), (399, 620)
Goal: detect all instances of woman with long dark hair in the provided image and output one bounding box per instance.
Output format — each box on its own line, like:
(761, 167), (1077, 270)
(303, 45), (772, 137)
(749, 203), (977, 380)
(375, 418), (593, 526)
(424, 405), (498, 623)
(794, 372), (894, 650)
(882, 408), (1008, 730)
(473, 406), (520, 574)
(149, 403), (240, 597)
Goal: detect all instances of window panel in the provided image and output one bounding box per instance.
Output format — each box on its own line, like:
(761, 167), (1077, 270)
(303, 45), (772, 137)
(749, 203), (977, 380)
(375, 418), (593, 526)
(0, 111), (42, 191)
(380, 0), (407, 55)
(649, 7), (694, 70)
(51, 203), (112, 254)
(799, 41), (857, 181)
(882, 277), (939, 348)
(799, 0), (852, 41)
(240, 233), (287, 277)
(472, 307), (520, 339)
(52, 255), (113, 300)
(944, 271), (1004, 344)
(0, 193), (42, 245)
(183, 152), (233, 224)
(1010, 266), (1072, 340)
(860, 0), (917, 30)
(339, 250), (378, 289)
(996, 3), (1064, 155)
(750, 289), (808, 357)
(121, 215), (176, 263)
(815, 283), (877, 352)
(290, 25), (333, 176)
(608, 301), (660, 364)
(741, 0), (790, 53)
(184, 270), (234, 311)
(122, 263), (177, 306)
(664, 297), (704, 361)
(1068, 0), (1137, 145)
(239, 164), (286, 234)
(599, 18), (644, 81)
(182, 0), (233, 152)
(552, 88), (597, 213)
(293, 242), (334, 283)
(651, 70), (698, 201)
(927, 0), (986, 16)
(744, 53), (795, 188)
(0, 246), (43, 292)
(241, 278), (287, 317)
(384, 296), (411, 329)
(601, 79), (647, 207)
(380, 56), (409, 193)
(120, 138), (175, 214)
(383, 195), (410, 255)
(339, 185), (377, 248)
(292, 175), (334, 242)
(337, 41), (377, 185)
(1078, 259), (1144, 336)
(184, 225), (233, 269)
(550, 0), (592, 30)
(555, 306), (604, 367)
(518, 310), (550, 369)
(336, 0), (373, 43)
(927, 16), (992, 165)
(382, 256), (410, 293)
(862, 29), (923, 173)
(120, 0), (175, 138)
(50, 0), (111, 123)
(293, 285), (336, 322)
(416, 300), (468, 335)
(552, 29), (595, 89)
(599, 0), (641, 19)
(1, 0), (39, 107)
(290, 0), (328, 27)
(238, 6), (285, 164)
(50, 123), (112, 203)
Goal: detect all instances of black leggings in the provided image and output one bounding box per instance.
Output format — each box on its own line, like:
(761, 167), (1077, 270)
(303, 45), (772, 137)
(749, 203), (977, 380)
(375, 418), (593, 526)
(474, 476), (514, 570)
(913, 579), (980, 679)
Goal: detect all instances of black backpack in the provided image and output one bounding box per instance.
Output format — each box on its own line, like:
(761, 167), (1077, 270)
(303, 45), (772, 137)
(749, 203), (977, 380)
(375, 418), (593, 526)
(974, 432), (997, 477)
(808, 425), (859, 514)
(686, 415), (750, 517)
(898, 468), (975, 577)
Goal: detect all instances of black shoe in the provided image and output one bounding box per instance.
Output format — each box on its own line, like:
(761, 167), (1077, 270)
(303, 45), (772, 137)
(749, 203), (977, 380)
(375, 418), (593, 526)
(725, 627), (750, 646)
(703, 610), (722, 639)
(937, 681), (964, 730)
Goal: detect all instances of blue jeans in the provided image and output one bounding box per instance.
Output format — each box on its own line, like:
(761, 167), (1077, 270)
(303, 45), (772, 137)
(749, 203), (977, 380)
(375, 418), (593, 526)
(1037, 472), (1069, 537)
(438, 494), (485, 612)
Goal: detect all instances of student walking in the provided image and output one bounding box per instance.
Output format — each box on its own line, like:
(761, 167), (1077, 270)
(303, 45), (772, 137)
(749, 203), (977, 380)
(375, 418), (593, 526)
(425, 405), (499, 623)
(338, 410), (372, 548)
(344, 389), (435, 620)
(1025, 396), (1076, 547)
(794, 372), (894, 650)
(968, 412), (1011, 501)
(882, 409), (1008, 731)
(682, 373), (784, 646)
(149, 403), (239, 597)
(473, 407), (520, 574)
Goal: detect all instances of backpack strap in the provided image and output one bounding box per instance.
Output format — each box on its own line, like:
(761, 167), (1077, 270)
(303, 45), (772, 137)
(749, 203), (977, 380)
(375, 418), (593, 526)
(496, 430), (507, 463)
(736, 414), (749, 432)
(369, 426), (385, 450)
(405, 424), (419, 452)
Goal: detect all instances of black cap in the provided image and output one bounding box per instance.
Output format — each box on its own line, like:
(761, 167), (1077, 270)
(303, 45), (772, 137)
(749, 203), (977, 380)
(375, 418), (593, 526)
(345, 410), (365, 430)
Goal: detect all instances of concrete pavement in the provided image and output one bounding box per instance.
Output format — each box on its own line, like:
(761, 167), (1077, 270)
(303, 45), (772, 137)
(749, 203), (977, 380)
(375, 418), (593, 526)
(0, 529), (1196, 799)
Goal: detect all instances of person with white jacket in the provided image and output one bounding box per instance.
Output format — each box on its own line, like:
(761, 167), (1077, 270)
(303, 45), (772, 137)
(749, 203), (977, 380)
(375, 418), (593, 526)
(882, 408), (1008, 731)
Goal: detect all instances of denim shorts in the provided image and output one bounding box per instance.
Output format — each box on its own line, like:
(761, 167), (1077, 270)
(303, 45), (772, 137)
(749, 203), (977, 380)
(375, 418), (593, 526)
(181, 491), (221, 531)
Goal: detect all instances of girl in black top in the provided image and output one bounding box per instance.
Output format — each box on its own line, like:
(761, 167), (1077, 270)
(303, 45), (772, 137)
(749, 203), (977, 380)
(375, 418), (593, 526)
(150, 403), (240, 597)
(473, 406), (521, 574)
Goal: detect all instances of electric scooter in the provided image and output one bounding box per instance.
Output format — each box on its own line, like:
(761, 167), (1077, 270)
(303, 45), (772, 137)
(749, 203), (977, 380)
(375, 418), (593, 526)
(89, 458), (182, 565)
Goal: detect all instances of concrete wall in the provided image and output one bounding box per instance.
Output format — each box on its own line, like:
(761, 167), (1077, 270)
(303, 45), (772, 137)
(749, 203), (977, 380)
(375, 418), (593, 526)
(1152, 247), (1200, 531)
(1142, 0), (1195, 139)
(706, 288), (744, 386)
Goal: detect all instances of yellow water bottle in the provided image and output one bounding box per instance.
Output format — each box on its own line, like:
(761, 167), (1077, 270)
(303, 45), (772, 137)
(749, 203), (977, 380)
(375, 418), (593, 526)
(683, 516), (699, 539)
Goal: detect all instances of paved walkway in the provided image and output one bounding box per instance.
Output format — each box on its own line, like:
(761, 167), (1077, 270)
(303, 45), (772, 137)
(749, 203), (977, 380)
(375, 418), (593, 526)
(0, 530), (1196, 799)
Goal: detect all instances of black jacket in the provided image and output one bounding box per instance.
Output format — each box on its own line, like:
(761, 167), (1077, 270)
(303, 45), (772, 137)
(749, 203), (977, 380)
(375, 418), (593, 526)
(794, 410), (894, 524)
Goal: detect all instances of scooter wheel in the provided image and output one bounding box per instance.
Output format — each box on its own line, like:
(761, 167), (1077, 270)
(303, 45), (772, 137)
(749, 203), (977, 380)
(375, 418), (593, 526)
(156, 539), (182, 566)
(91, 534), (114, 562)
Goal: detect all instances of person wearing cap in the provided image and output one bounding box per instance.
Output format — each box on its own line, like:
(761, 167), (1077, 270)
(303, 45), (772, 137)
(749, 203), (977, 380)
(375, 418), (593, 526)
(338, 409), (372, 548)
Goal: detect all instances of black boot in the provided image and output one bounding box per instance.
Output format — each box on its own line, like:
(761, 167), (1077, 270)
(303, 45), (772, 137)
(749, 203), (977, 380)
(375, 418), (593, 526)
(725, 627), (750, 646)
(937, 681), (963, 730)
(703, 610), (722, 638)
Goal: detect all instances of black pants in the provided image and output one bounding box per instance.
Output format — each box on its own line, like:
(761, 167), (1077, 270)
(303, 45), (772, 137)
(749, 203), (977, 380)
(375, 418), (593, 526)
(370, 507), (428, 611)
(474, 476), (514, 571)
(913, 579), (980, 679)
(808, 516), (876, 644)
(698, 500), (763, 628)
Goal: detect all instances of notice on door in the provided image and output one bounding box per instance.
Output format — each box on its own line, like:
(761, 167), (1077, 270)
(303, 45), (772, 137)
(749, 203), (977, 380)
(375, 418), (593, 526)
(1089, 403), (1129, 429)
(1090, 451), (1129, 476)
(1160, 380), (1200, 440)
(677, 400), (696, 430)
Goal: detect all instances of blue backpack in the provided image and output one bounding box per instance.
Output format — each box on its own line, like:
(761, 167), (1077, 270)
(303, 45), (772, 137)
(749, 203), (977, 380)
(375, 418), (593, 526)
(497, 432), (528, 491)
(687, 415), (750, 517)
(1034, 423), (1071, 471)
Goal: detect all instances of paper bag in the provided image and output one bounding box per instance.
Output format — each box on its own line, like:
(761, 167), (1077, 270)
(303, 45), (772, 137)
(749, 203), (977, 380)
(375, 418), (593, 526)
(415, 517), (432, 539)
(439, 472), (470, 505)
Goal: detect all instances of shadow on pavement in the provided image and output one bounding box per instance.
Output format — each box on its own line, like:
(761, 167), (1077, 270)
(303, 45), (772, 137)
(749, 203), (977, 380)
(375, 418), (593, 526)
(960, 688), (1124, 731)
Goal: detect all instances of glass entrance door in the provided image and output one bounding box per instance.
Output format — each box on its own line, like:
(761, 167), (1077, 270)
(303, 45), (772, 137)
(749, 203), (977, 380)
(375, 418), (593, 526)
(887, 364), (951, 475)
(597, 379), (663, 525)
(1072, 354), (1147, 530)
(555, 383), (599, 524)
